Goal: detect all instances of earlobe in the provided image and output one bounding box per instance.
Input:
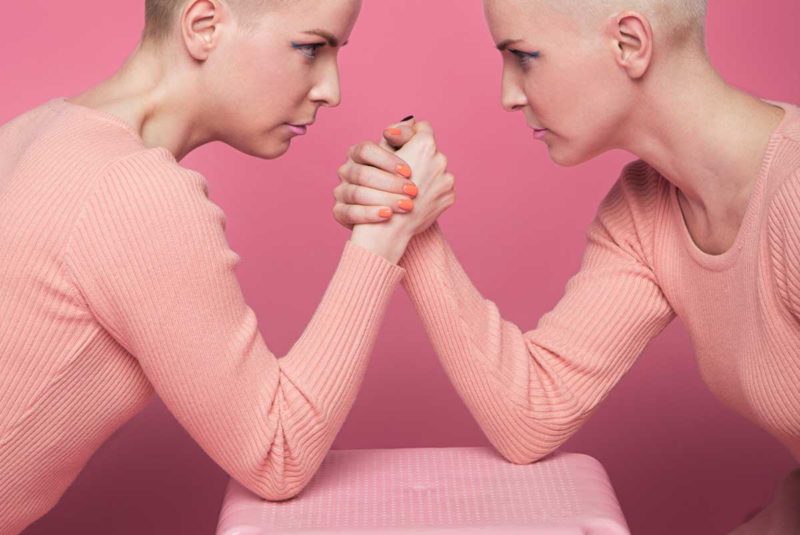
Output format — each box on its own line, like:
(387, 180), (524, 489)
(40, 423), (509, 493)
(181, 0), (221, 61)
(610, 11), (653, 80)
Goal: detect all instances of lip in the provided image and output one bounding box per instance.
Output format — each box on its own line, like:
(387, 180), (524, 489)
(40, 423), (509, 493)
(532, 127), (549, 140)
(286, 122), (312, 136)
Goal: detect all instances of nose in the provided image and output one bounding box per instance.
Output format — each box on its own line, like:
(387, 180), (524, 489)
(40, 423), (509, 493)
(309, 60), (342, 108)
(500, 67), (527, 112)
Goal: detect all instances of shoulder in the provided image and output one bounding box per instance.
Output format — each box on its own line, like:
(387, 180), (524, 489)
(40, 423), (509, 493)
(73, 148), (227, 249)
(591, 159), (670, 265)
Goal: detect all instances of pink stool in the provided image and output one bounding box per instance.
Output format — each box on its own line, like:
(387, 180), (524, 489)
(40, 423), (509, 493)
(216, 447), (630, 534)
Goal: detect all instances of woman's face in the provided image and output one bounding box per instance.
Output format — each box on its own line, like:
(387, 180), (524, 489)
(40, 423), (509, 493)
(483, 0), (636, 166)
(205, 0), (361, 159)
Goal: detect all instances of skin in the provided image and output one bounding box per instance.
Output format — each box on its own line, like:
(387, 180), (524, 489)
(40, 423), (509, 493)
(336, 0), (786, 257)
(67, 0), (454, 263)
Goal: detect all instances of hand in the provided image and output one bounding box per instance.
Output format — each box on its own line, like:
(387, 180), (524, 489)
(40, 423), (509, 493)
(335, 118), (456, 262)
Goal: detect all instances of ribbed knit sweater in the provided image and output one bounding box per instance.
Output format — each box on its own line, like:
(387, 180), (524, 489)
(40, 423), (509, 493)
(0, 98), (405, 534)
(399, 100), (800, 466)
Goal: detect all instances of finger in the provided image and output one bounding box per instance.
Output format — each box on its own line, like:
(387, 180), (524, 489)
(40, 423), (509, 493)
(336, 184), (415, 213)
(398, 120), (437, 156)
(412, 119), (435, 138)
(333, 203), (395, 226)
(348, 141), (412, 178)
(339, 162), (418, 197)
(382, 115), (417, 150)
(382, 124), (416, 150)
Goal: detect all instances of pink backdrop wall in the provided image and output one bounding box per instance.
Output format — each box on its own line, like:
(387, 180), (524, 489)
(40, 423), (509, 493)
(3, 1), (798, 533)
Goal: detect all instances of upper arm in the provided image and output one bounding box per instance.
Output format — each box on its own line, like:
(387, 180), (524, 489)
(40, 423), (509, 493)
(768, 169), (800, 322)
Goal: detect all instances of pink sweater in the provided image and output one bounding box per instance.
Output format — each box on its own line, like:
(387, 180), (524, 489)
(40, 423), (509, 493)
(0, 98), (405, 534)
(399, 100), (800, 466)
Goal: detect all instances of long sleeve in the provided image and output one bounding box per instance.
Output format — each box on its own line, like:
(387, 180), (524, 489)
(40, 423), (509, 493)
(399, 168), (675, 464)
(62, 149), (405, 500)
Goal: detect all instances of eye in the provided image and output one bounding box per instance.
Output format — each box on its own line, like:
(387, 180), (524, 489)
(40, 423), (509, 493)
(509, 48), (540, 68)
(291, 42), (325, 59)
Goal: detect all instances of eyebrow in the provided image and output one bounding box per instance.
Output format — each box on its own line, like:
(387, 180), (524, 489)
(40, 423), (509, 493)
(496, 38), (523, 51)
(301, 29), (348, 47)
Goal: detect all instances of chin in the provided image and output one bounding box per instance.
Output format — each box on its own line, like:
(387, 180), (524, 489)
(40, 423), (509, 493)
(548, 141), (602, 168)
(231, 138), (291, 160)
(548, 147), (582, 167)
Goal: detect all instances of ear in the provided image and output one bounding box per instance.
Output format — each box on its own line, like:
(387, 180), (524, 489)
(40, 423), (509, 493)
(606, 11), (653, 79)
(180, 0), (225, 61)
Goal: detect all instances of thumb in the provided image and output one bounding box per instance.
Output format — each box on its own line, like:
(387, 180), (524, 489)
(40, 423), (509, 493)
(380, 114), (416, 151)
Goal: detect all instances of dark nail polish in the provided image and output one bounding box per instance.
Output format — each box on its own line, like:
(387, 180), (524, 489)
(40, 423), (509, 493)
(401, 115), (415, 122)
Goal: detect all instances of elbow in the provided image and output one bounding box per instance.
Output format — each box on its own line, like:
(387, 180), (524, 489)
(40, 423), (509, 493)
(495, 444), (551, 466)
(257, 485), (305, 502)
(236, 458), (317, 502)
(488, 423), (567, 465)
(246, 476), (310, 502)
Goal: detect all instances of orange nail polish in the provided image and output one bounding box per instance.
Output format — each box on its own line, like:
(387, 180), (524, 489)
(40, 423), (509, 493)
(403, 183), (418, 197)
(385, 128), (402, 136)
(398, 199), (414, 211)
(396, 164), (412, 178)
(379, 208), (393, 219)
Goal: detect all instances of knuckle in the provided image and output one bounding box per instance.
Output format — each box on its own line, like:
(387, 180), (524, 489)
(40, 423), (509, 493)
(442, 172), (455, 189)
(358, 142), (375, 161)
(350, 186), (363, 204)
(352, 164), (365, 184)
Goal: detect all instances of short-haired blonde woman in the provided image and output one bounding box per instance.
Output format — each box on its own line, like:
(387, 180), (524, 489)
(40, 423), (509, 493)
(0, 1), (453, 532)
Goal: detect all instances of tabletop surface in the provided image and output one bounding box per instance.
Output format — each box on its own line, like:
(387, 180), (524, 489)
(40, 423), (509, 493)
(216, 446), (630, 534)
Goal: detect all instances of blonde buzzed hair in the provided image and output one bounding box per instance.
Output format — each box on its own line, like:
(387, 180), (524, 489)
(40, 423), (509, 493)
(558, 0), (708, 48)
(142, 0), (288, 42)
(143, 0), (190, 42)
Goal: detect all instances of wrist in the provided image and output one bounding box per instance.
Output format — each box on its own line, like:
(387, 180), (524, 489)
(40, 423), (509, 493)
(350, 224), (412, 264)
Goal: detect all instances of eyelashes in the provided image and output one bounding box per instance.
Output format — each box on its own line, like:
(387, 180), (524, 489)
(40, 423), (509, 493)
(291, 42), (325, 59)
(508, 48), (540, 68)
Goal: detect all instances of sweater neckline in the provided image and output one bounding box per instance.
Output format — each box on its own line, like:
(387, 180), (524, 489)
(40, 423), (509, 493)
(49, 96), (176, 163)
(668, 99), (796, 272)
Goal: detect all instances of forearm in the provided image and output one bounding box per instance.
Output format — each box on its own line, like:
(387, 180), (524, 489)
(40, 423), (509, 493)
(399, 222), (674, 464)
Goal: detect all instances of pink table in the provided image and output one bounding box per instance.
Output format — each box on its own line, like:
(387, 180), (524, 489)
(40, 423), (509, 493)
(216, 447), (630, 534)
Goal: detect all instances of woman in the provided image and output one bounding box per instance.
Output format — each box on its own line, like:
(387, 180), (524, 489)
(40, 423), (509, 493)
(334, 0), (799, 532)
(0, 0), (454, 532)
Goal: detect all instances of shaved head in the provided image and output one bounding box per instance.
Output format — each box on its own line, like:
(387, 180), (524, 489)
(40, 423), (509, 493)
(554, 0), (708, 48)
(142, 0), (294, 42)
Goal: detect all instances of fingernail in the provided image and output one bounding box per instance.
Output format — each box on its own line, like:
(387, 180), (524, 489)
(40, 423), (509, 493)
(401, 115), (415, 121)
(379, 208), (393, 219)
(396, 164), (412, 178)
(385, 127), (402, 136)
(403, 183), (418, 197)
(398, 199), (414, 211)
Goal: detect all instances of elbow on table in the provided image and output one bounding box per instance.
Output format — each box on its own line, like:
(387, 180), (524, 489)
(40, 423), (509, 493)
(236, 462), (317, 502)
(245, 476), (310, 502)
(495, 444), (551, 466)
(490, 427), (565, 465)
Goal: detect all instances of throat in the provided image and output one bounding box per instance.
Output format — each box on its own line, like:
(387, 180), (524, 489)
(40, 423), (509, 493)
(676, 189), (747, 256)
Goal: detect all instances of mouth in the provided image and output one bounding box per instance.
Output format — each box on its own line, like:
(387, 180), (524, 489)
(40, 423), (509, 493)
(286, 122), (312, 136)
(529, 125), (549, 139)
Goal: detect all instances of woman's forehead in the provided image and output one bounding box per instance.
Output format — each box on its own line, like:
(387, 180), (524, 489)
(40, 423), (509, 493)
(259, 0), (361, 36)
(484, 0), (582, 45)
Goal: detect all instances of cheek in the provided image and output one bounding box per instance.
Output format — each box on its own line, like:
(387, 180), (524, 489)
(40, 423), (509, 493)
(213, 44), (307, 126)
(553, 58), (626, 139)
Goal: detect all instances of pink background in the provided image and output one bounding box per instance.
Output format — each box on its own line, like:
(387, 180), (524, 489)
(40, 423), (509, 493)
(3, 1), (798, 533)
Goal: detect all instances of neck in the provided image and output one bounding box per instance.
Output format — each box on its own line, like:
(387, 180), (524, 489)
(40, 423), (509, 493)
(70, 40), (213, 161)
(618, 53), (785, 236)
